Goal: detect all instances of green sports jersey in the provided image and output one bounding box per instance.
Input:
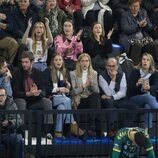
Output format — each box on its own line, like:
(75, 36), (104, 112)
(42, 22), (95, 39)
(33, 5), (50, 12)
(111, 127), (155, 158)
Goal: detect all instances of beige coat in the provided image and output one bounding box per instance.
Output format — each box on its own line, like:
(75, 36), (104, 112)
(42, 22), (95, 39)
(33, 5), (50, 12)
(70, 70), (100, 109)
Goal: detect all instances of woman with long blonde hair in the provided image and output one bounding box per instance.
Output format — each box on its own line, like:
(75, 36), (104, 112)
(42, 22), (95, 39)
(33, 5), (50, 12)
(22, 18), (53, 71)
(70, 53), (102, 137)
(129, 53), (158, 129)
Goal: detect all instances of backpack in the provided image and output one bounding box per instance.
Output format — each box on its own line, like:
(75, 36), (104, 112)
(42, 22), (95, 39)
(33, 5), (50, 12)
(118, 53), (134, 82)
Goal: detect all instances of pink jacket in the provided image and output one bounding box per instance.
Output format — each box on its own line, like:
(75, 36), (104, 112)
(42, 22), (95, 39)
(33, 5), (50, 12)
(54, 35), (83, 61)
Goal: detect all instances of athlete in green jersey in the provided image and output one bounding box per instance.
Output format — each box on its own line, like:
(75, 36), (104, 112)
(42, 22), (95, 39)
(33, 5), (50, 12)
(111, 127), (155, 158)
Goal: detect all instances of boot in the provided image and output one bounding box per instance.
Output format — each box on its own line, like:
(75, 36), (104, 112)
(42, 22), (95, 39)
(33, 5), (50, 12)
(54, 131), (62, 138)
(70, 122), (84, 136)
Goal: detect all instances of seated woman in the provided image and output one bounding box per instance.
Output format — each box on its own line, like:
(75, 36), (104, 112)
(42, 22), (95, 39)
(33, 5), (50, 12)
(39, 0), (73, 37)
(43, 53), (84, 138)
(70, 53), (102, 137)
(54, 19), (83, 71)
(129, 53), (158, 130)
(119, 0), (158, 65)
(83, 21), (113, 73)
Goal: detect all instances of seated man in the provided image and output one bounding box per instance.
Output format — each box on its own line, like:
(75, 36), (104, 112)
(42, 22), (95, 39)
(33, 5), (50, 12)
(12, 51), (53, 125)
(111, 127), (155, 158)
(0, 87), (23, 158)
(99, 57), (139, 136)
(0, 0), (18, 64)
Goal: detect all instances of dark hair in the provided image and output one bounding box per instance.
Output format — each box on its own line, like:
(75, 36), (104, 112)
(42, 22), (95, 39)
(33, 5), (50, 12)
(90, 21), (104, 45)
(0, 57), (6, 68)
(128, 0), (141, 6)
(21, 51), (34, 62)
(134, 131), (147, 147)
(61, 19), (75, 41)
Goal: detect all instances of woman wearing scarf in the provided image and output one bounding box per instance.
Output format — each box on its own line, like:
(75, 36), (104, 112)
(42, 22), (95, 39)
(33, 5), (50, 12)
(129, 53), (158, 130)
(81, 0), (113, 36)
(39, 0), (73, 37)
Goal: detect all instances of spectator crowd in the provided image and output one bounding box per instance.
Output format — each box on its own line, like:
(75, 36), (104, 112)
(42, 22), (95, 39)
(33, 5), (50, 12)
(1, 0), (158, 157)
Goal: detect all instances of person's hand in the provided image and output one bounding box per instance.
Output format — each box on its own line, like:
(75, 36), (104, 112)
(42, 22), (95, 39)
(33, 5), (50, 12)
(0, 13), (6, 20)
(65, 5), (74, 14)
(101, 95), (111, 100)
(139, 18), (147, 28)
(65, 48), (73, 56)
(45, 17), (49, 27)
(8, 0), (16, 5)
(28, 18), (32, 28)
(4, 68), (12, 82)
(59, 87), (70, 93)
(154, 26), (158, 31)
(142, 80), (150, 92)
(65, 80), (71, 89)
(109, 71), (117, 81)
(143, 84), (150, 92)
(1, 120), (9, 127)
(107, 28), (114, 39)
(136, 78), (144, 86)
(35, 0), (43, 6)
(83, 76), (93, 88)
(87, 75), (93, 87)
(33, 89), (42, 96)
(76, 29), (83, 41)
(30, 83), (41, 96)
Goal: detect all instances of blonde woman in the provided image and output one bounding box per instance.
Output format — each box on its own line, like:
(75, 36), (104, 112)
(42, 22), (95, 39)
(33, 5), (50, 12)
(70, 53), (102, 136)
(22, 18), (53, 71)
(129, 53), (158, 129)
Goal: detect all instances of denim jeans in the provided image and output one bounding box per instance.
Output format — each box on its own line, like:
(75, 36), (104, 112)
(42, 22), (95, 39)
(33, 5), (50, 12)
(53, 95), (74, 132)
(130, 94), (158, 128)
(33, 62), (47, 72)
(2, 133), (24, 158)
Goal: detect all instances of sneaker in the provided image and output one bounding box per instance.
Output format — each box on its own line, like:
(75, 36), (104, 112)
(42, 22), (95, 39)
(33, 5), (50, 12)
(107, 130), (117, 138)
(54, 131), (62, 138)
(70, 123), (84, 136)
(47, 133), (53, 139)
(87, 130), (96, 137)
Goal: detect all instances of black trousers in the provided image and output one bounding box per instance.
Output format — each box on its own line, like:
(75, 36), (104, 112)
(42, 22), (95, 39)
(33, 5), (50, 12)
(78, 93), (102, 135)
(101, 98), (139, 130)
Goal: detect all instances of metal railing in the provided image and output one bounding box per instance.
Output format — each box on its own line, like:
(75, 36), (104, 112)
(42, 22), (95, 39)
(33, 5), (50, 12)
(0, 109), (158, 158)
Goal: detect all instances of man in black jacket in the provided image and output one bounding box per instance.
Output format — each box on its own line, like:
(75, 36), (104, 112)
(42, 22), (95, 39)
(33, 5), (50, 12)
(12, 51), (53, 124)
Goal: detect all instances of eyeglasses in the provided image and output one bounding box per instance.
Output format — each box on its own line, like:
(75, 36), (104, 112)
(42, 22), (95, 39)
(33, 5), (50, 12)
(107, 65), (116, 68)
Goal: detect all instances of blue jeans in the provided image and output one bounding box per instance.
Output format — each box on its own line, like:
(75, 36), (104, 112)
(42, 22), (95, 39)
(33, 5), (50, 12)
(53, 95), (74, 132)
(130, 94), (158, 128)
(2, 133), (24, 158)
(33, 62), (47, 72)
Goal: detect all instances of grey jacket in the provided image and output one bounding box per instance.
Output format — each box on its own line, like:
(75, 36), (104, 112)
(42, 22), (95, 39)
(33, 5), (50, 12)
(119, 8), (153, 53)
(0, 97), (22, 133)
